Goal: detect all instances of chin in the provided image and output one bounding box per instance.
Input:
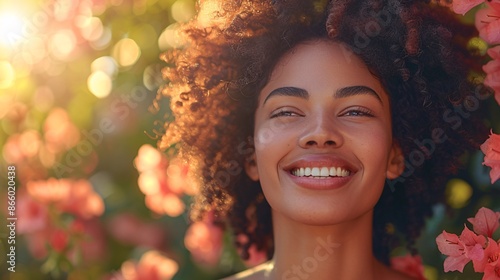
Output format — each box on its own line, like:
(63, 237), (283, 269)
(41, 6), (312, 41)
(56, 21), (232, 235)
(273, 200), (374, 227)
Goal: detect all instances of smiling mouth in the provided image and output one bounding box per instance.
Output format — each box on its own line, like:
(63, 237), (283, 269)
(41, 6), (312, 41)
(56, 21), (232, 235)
(291, 167), (351, 178)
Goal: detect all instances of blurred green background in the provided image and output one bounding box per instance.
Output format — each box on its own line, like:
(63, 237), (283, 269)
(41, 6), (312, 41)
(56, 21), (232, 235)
(0, 1), (499, 279)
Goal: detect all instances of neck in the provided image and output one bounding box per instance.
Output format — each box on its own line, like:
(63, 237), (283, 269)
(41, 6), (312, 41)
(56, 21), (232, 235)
(268, 210), (385, 280)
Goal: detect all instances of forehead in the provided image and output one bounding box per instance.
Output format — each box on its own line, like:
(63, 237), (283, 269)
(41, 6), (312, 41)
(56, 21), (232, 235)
(260, 40), (388, 102)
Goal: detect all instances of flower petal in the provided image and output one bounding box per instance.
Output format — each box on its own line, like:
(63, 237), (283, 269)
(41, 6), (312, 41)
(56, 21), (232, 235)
(452, 0), (484, 15)
(487, 45), (500, 60)
(436, 230), (462, 256)
(443, 254), (471, 272)
(480, 132), (500, 184)
(467, 207), (500, 237)
(476, 7), (500, 44)
(472, 238), (500, 273)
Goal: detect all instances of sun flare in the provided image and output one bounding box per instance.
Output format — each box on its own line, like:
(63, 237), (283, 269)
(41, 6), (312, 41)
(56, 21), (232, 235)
(0, 11), (26, 47)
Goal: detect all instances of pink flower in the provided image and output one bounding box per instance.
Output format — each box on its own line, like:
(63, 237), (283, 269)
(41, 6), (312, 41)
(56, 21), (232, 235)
(68, 219), (107, 263)
(475, 6), (500, 45)
(468, 207), (500, 237)
(27, 178), (105, 219)
(452, 0), (484, 15)
(483, 46), (500, 105)
(27, 178), (72, 203)
(480, 131), (500, 184)
(50, 229), (69, 253)
(16, 193), (48, 234)
(43, 108), (80, 153)
(390, 254), (426, 280)
(184, 213), (224, 267)
(436, 226), (487, 272)
(489, 46), (500, 60)
(2, 134), (26, 164)
(134, 145), (194, 217)
(119, 250), (178, 280)
(144, 193), (185, 217)
(472, 238), (500, 275)
(106, 213), (166, 249)
(134, 144), (167, 173)
(59, 179), (105, 219)
(488, 0), (500, 13)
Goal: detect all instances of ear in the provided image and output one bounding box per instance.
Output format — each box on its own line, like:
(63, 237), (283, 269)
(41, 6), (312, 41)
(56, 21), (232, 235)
(386, 142), (405, 180)
(244, 153), (260, 181)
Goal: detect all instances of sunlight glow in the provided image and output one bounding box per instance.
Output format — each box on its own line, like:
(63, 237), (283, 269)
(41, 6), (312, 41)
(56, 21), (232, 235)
(0, 11), (26, 47)
(0, 61), (15, 89)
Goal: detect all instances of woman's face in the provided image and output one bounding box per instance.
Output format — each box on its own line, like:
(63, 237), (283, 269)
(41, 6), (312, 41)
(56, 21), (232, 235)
(246, 40), (404, 225)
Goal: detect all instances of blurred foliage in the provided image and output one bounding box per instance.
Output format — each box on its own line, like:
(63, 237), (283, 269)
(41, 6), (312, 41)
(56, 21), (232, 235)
(0, 1), (498, 280)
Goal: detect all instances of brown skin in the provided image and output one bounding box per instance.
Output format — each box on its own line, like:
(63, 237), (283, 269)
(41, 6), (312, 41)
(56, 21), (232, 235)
(223, 40), (412, 280)
(162, 0), (487, 266)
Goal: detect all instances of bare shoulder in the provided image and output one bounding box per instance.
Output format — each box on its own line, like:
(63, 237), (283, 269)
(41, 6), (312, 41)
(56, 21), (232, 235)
(221, 262), (272, 280)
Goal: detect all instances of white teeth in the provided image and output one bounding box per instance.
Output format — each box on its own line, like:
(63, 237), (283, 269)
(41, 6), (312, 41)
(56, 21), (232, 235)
(329, 167), (336, 176)
(320, 167), (329, 176)
(291, 167), (351, 178)
(305, 167), (311, 176)
(311, 167), (320, 176)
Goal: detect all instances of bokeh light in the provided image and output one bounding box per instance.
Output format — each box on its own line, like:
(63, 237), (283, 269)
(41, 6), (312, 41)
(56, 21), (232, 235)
(112, 38), (141, 67)
(90, 26), (112, 50)
(1, 1), (496, 280)
(158, 23), (184, 50)
(0, 60), (15, 88)
(49, 29), (77, 60)
(445, 178), (473, 209)
(22, 36), (47, 65)
(91, 56), (118, 77)
(79, 16), (104, 42)
(33, 86), (55, 112)
(0, 11), (26, 47)
(171, 0), (195, 23)
(88, 71), (112, 98)
(468, 37), (489, 55)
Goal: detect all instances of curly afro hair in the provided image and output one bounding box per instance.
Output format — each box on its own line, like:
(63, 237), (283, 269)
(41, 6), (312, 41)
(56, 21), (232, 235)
(158, 0), (489, 264)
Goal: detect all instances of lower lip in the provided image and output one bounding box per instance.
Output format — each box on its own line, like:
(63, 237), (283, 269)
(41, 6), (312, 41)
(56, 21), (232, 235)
(285, 171), (353, 190)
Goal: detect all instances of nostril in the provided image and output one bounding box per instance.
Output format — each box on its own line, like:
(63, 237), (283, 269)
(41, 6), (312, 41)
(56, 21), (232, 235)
(305, 140), (336, 147)
(306, 140), (317, 146)
(325, 140), (335, 146)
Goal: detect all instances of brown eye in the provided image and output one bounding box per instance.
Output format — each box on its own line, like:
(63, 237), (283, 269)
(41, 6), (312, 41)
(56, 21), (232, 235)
(270, 109), (303, 118)
(341, 107), (374, 117)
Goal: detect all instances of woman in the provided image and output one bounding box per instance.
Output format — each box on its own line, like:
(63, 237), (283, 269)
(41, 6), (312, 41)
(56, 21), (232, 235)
(158, 0), (488, 278)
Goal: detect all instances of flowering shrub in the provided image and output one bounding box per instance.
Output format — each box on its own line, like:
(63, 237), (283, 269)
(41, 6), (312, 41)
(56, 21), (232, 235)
(453, 0), (500, 104)
(437, 207), (500, 279)
(1, 1), (498, 279)
(390, 254), (427, 280)
(481, 131), (500, 184)
(134, 144), (195, 217)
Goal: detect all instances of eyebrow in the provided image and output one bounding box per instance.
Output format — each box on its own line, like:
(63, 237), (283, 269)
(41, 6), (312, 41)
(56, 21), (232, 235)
(263, 87), (308, 104)
(335, 85), (382, 103)
(262, 85), (382, 104)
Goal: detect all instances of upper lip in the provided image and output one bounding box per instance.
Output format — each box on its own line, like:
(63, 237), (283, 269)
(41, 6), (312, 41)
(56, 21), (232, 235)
(282, 154), (358, 174)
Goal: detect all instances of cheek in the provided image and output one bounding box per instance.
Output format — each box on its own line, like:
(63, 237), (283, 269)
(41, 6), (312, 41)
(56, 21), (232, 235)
(254, 120), (294, 152)
(347, 124), (393, 162)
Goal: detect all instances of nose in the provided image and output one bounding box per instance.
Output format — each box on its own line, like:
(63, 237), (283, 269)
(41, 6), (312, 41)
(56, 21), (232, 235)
(298, 114), (343, 148)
